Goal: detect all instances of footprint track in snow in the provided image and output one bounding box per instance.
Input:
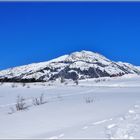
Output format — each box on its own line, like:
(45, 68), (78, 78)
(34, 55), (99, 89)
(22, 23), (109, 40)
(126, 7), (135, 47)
(107, 124), (117, 129)
(82, 126), (88, 130)
(106, 104), (140, 139)
(49, 136), (58, 139)
(92, 119), (109, 125)
(49, 133), (64, 139)
(58, 133), (64, 138)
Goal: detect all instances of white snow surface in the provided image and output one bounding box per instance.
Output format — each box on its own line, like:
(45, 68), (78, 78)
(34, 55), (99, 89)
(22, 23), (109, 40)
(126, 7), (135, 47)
(0, 75), (140, 138)
(137, 66), (140, 70)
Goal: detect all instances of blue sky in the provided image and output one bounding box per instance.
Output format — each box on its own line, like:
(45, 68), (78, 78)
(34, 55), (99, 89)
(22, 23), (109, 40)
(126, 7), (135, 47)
(0, 2), (140, 70)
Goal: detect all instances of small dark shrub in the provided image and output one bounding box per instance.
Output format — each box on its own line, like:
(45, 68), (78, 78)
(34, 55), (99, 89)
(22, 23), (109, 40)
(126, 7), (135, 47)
(85, 96), (94, 104)
(33, 94), (47, 106)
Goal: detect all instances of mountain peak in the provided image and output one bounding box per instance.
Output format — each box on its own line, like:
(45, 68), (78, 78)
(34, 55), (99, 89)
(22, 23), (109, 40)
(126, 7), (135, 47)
(63, 50), (109, 65)
(69, 50), (102, 57)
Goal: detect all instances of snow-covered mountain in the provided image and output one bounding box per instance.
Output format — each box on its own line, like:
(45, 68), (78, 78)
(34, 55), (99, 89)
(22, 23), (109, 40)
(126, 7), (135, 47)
(137, 66), (140, 71)
(0, 50), (140, 82)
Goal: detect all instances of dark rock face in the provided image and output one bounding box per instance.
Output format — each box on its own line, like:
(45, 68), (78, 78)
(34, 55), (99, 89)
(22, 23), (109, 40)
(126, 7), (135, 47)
(0, 77), (43, 83)
(0, 65), (114, 82)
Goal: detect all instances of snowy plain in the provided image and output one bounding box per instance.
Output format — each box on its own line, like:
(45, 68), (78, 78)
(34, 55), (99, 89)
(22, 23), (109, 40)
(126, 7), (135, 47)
(0, 74), (140, 139)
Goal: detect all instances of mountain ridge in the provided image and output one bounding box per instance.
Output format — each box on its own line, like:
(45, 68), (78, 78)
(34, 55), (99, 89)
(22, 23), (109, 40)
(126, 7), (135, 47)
(0, 50), (140, 83)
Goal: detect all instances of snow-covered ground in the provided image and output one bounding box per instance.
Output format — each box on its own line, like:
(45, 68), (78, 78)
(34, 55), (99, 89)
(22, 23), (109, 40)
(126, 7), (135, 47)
(0, 74), (140, 139)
